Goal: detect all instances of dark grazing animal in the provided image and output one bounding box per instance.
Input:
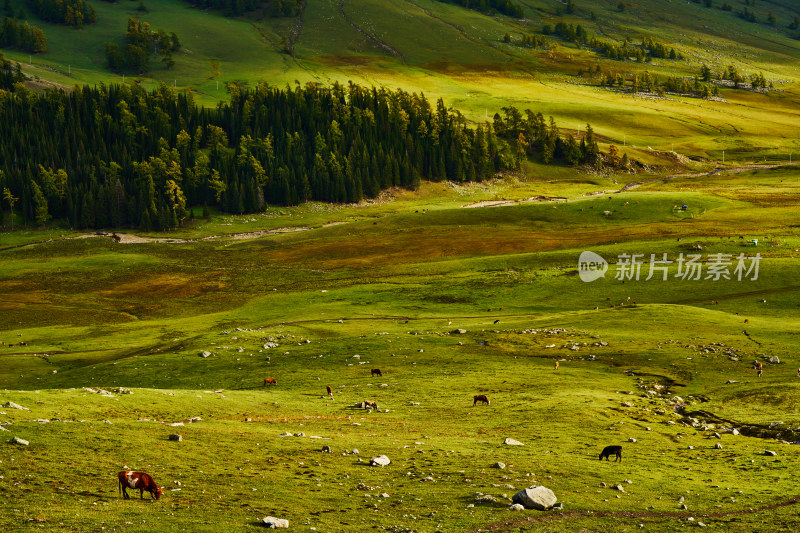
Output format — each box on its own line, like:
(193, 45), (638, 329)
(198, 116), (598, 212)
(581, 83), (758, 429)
(371, 368), (382, 377)
(263, 378), (277, 386)
(364, 400), (377, 409)
(473, 394), (490, 406)
(599, 445), (622, 462)
(326, 385), (333, 396)
(118, 471), (162, 500)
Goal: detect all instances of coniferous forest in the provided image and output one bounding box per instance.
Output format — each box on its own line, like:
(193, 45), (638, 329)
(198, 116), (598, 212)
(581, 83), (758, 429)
(0, 78), (603, 230)
(181, 0), (304, 18)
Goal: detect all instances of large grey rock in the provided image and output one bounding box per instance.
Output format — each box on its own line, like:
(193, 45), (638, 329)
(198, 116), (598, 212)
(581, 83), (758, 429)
(2, 402), (29, 411)
(10, 436), (29, 446)
(370, 455), (391, 467)
(769, 356), (780, 364)
(511, 486), (557, 510)
(504, 438), (524, 446)
(262, 516), (289, 528)
(199, 351), (211, 358)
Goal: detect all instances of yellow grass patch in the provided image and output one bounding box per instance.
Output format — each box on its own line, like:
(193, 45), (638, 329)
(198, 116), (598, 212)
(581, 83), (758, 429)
(92, 274), (225, 299)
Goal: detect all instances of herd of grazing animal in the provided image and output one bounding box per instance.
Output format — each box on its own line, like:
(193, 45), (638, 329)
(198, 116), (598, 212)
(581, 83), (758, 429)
(113, 348), (625, 504)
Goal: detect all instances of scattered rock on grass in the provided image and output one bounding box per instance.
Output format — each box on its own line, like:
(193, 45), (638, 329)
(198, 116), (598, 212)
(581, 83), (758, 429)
(10, 436), (29, 446)
(262, 516), (289, 528)
(512, 486), (557, 510)
(199, 351), (211, 358)
(509, 503), (525, 511)
(2, 402), (28, 411)
(493, 462), (506, 469)
(370, 455), (391, 467)
(764, 450), (777, 456)
(504, 438), (524, 446)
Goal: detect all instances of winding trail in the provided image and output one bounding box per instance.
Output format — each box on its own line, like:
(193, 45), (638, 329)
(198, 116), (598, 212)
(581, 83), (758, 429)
(0, 223), (347, 252)
(337, 0), (405, 63)
(617, 163), (785, 193)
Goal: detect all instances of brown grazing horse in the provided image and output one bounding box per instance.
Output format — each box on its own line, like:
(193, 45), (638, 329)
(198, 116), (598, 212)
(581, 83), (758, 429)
(473, 394), (490, 406)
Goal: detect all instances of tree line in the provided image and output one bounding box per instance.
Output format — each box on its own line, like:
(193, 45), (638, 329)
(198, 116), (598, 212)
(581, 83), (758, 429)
(503, 32), (548, 48)
(594, 69), (719, 98)
(543, 21), (683, 62)
(492, 106), (601, 167)
(25, 0), (96, 28)
(587, 63), (771, 98)
(0, 14), (47, 52)
(181, 0), (304, 18)
(0, 82), (502, 229)
(105, 18), (180, 74)
(436, 0), (524, 19)
(0, 50), (24, 89)
(0, 80), (610, 230)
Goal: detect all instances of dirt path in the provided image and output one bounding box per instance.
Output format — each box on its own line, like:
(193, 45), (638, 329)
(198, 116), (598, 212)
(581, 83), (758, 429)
(337, 0), (405, 62)
(82, 225), (316, 244)
(0, 222), (349, 252)
(618, 163), (784, 193)
(462, 196), (567, 208)
(75, 222), (350, 246)
(470, 495), (800, 532)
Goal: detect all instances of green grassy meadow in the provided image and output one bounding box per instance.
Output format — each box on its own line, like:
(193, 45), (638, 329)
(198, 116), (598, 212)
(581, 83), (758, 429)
(3, 0), (800, 531)
(3, 166), (800, 531)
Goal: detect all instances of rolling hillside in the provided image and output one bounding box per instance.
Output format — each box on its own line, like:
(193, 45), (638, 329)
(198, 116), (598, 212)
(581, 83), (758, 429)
(1, 0), (798, 160)
(3, 2), (800, 532)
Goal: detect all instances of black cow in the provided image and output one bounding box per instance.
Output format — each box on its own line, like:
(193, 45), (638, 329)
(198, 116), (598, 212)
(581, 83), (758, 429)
(599, 445), (622, 462)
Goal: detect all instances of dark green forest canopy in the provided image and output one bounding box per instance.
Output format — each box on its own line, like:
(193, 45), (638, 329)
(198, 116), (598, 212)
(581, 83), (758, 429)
(436, 0), (524, 19)
(181, 0), (303, 18)
(0, 81), (598, 231)
(25, 0), (97, 28)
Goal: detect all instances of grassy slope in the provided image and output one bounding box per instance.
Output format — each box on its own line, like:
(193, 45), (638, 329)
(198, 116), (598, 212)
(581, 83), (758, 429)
(2, 168), (800, 531)
(1, 0), (799, 158)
